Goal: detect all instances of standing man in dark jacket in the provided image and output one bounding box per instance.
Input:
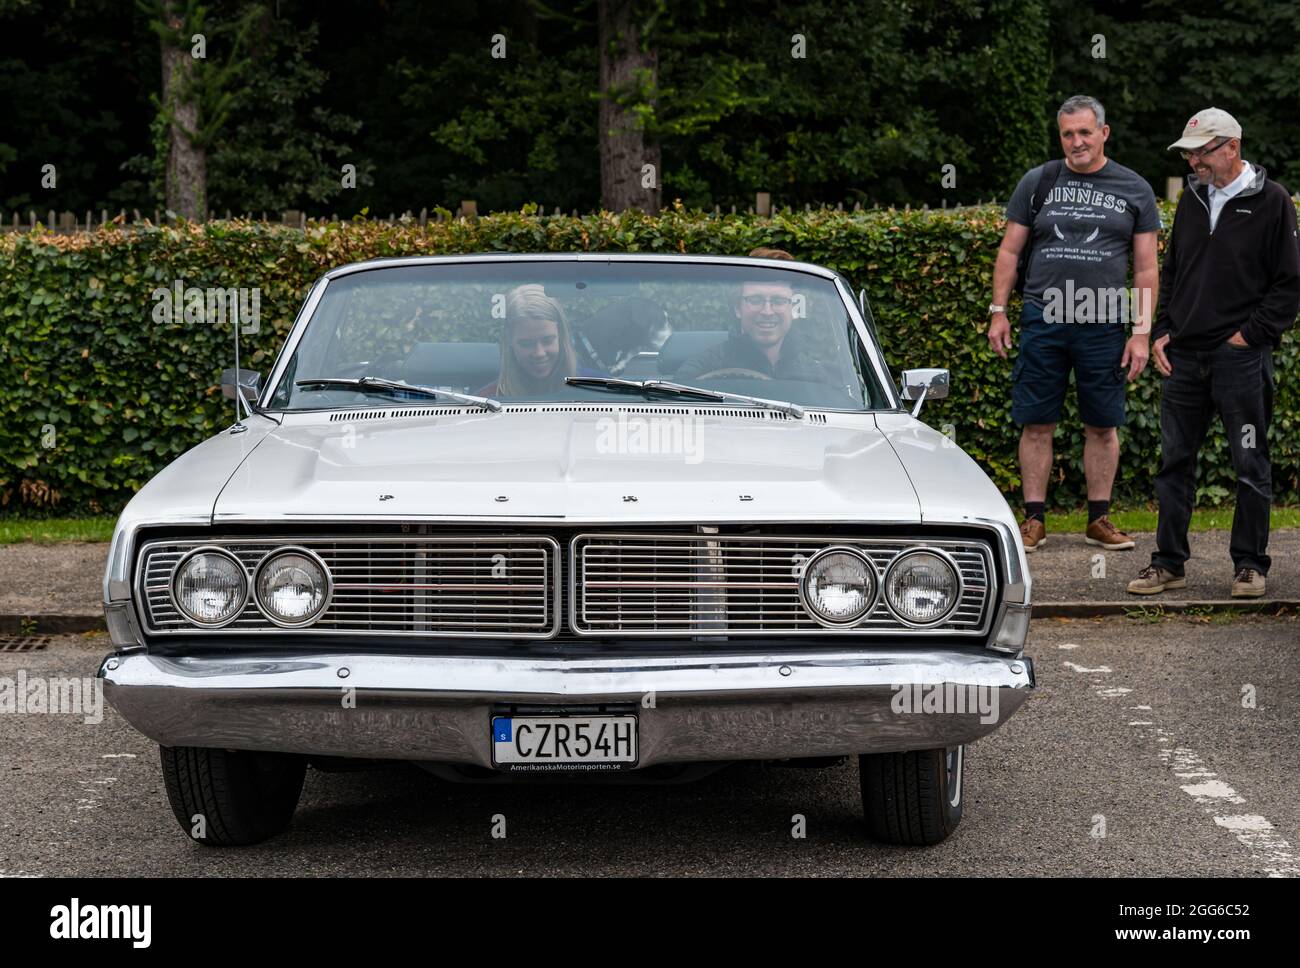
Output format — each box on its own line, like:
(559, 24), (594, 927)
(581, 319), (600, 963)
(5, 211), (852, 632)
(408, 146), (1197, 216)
(1129, 108), (1300, 598)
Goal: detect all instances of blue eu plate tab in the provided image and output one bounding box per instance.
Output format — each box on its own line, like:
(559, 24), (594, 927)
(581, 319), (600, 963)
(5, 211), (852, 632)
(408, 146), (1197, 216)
(493, 718), (512, 743)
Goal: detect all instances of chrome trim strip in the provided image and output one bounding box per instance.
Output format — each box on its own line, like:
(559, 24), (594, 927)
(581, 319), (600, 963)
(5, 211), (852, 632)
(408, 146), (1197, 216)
(99, 647), (1034, 765)
(321, 252), (842, 282)
(259, 276), (329, 410)
(106, 513), (211, 605)
(834, 275), (899, 409)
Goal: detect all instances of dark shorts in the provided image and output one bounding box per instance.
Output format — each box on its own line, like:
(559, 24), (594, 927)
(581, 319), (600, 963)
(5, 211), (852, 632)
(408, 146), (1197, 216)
(1011, 303), (1127, 428)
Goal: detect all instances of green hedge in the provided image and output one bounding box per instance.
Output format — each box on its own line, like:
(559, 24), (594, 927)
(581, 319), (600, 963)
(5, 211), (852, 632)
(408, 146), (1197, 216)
(2, 205), (1297, 513)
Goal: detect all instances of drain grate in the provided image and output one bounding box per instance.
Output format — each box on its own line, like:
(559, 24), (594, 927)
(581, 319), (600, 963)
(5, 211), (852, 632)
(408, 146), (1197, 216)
(0, 636), (52, 652)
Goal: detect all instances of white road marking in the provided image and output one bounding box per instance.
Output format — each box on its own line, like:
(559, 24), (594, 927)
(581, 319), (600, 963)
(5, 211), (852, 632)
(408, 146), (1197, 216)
(1063, 662), (1112, 673)
(1071, 643), (1299, 876)
(1213, 816), (1300, 878)
(1133, 720), (1299, 875)
(1163, 747), (1217, 778)
(1058, 642), (1080, 650)
(1181, 780), (1247, 804)
(74, 774), (118, 814)
(101, 753), (136, 759)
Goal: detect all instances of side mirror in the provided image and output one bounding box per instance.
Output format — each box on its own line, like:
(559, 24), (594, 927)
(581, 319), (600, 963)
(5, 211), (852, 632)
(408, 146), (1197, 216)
(221, 367), (262, 404)
(899, 368), (949, 416)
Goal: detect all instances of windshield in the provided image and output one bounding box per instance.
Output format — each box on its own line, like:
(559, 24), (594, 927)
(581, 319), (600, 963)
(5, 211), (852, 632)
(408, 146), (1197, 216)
(267, 260), (889, 411)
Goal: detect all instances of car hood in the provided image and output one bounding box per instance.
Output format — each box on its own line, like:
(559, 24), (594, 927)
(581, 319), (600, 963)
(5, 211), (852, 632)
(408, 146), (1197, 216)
(872, 413), (1018, 526)
(204, 408), (931, 524)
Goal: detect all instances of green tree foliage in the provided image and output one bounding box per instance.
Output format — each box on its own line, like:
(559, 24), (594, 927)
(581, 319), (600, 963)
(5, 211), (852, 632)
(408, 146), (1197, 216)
(9, 1), (1292, 215)
(382, 0), (1055, 211)
(0, 0), (158, 212)
(650, 0), (1053, 208)
(1047, 0), (1300, 194)
(422, 41), (597, 212)
(206, 15), (368, 213)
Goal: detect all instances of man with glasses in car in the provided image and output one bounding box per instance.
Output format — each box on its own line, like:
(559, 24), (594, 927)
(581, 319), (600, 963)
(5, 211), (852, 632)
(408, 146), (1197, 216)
(676, 268), (824, 382)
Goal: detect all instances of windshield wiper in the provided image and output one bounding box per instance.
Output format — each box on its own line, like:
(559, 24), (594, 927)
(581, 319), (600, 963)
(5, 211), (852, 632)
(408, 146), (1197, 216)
(296, 376), (503, 412)
(565, 376), (805, 418)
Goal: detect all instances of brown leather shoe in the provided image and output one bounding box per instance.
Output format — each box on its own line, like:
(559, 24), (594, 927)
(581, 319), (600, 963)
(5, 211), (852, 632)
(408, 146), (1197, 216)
(1231, 568), (1266, 599)
(1128, 563), (1190, 592)
(1127, 565), (1187, 595)
(1085, 515), (1136, 550)
(1019, 517), (1046, 553)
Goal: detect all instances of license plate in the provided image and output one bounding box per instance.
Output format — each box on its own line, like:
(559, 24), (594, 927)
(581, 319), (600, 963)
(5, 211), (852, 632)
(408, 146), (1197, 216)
(491, 715), (638, 771)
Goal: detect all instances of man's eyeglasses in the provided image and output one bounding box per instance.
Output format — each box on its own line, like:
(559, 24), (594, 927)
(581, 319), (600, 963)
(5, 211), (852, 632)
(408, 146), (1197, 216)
(742, 294), (793, 309)
(1180, 138), (1231, 161)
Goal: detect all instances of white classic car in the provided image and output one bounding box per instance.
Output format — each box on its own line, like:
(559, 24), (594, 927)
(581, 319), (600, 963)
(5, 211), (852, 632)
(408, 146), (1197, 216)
(99, 254), (1034, 847)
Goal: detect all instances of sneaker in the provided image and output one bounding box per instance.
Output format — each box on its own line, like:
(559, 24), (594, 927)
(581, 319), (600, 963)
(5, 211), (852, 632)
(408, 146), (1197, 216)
(1231, 568), (1266, 599)
(1019, 517), (1046, 553)
(1127, 565), (1187, 595)
(1085, 515), (1136, 550)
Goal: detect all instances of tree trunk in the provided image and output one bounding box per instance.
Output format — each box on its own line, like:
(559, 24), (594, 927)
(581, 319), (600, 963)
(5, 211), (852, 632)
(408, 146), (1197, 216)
(161, 0), (206, 220)
(598, 0), (660, 213)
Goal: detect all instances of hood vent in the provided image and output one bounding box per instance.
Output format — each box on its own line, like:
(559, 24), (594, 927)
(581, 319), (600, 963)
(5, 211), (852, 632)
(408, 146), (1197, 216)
(322, 404), (807, 422)
(329, 407), (466, 422)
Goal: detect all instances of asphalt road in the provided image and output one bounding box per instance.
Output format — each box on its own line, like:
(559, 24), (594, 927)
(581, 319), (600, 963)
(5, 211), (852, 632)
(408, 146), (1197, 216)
(1, 616), (1295, 877)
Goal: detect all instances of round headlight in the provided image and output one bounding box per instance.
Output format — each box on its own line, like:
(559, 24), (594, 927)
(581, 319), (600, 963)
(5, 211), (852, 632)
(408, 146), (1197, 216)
(254, 548), (331, 628)
(884, 550), (962, 626)
(799, 547), (876, 627)
(170, 547), (248, 628)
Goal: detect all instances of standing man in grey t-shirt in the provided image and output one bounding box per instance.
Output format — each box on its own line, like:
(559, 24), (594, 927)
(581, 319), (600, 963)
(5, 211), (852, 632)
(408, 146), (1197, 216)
(986, 95), (1160, 556)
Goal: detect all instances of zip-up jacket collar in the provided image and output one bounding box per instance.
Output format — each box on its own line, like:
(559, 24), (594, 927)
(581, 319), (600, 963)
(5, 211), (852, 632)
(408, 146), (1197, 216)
(1186, 161), (1268, 204)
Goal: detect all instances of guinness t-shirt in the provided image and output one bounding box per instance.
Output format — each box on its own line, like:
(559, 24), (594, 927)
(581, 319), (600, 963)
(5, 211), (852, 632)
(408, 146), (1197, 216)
(1006, 159), (1160, 323)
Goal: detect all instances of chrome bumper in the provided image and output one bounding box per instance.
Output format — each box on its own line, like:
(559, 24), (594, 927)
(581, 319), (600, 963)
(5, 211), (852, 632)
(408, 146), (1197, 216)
(98, 648), (1034, 768)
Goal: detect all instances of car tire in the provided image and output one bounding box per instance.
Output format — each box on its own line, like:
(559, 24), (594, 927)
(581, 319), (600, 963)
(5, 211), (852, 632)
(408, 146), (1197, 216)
(859, 745), (964, 845)
(160, 745), (307, 846)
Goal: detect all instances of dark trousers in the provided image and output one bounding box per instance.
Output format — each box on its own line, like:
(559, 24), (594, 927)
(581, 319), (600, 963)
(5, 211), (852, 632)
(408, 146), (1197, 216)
(1152, 341), (1274, 576)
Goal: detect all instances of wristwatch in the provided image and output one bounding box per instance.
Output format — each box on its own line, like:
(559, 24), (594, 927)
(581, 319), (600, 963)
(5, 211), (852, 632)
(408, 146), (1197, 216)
(989, 304), (1007, 315)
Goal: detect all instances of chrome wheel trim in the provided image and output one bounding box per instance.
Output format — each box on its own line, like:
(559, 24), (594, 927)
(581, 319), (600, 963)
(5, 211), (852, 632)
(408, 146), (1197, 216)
(946, 745), (964, 809)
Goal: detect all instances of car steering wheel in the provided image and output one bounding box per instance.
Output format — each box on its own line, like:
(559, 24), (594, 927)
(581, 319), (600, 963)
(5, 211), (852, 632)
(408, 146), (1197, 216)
(691, 367), (773, 380)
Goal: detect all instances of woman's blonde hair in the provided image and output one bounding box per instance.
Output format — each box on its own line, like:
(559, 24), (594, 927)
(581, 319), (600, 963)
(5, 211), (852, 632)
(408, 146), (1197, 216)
(496, 284), (578, 396)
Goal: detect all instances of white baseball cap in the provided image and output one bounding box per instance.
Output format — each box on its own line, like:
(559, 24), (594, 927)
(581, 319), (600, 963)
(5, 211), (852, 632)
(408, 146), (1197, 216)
(1168, 107), (1243, 150)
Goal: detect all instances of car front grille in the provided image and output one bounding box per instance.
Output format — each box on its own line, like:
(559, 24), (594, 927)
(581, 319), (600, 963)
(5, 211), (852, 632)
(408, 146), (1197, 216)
(136, 530), (995, 639)
(571, 533), (991, 636)
(139, 536), (559, 637)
